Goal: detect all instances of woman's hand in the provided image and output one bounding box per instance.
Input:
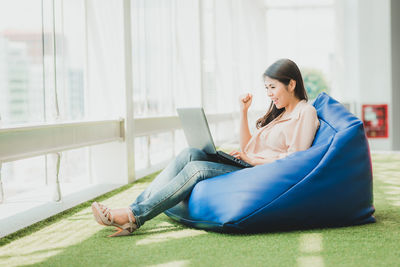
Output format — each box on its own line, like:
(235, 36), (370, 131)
(239, 93), (253, 112)
(229, 150), (253, 165)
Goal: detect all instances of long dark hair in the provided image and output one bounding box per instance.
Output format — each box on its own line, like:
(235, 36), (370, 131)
(256, 58), (308, 129)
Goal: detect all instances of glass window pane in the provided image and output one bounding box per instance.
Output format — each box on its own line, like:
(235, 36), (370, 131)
(265, 6), (334, 99)
(174, 129), (187, 156)
(59, 147), (89, 184)
(0, 0), (44, 126)
(131, 0), (201, 117)
(135, 136), (149, 170)
(149, 132), (173, 166)
(2, 155), (46, 201)
(55, 0), (86, 121)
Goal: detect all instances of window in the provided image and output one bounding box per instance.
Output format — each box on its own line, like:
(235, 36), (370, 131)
(0, 0), (44, 126)
(131, 0), (202, 117)
(0, 0), (89, 200)
(265, 0), (335, 99)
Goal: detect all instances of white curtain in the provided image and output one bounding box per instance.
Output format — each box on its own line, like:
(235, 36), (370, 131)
(203, 0), (268, 114)
(130, 0), (268, 145)
(86, 0), (126, 120)
(131, 0), (267, 117)
(131, 0), (202, 117)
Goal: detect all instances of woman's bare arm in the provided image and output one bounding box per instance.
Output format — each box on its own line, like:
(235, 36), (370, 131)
(240, 110), (252, 151)
(239, 93), (253, 151)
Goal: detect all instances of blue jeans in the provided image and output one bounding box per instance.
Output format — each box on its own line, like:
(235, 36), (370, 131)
(130, 147), (243, 228)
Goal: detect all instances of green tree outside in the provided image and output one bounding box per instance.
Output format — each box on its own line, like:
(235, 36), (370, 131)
(301, 68), (330, 100)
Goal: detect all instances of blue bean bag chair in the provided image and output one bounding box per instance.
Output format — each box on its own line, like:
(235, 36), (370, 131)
(165, 92), (376, 232)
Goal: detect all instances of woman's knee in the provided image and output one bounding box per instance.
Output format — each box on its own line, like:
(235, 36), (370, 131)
(181, 161), (207, 181)
(179, 147), (207, 162)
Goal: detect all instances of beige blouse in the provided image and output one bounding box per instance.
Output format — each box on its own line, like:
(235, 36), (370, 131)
(244, 100), (320, 164)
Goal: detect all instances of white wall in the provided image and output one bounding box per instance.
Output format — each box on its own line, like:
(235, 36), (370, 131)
(391, 0), (400, 150)
(335, 0), (393, 150)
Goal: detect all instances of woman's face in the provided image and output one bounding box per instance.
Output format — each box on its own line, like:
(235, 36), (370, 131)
(264, 76), (295, 110)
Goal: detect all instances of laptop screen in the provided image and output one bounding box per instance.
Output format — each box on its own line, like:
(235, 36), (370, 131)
(177, 107), (217, 155)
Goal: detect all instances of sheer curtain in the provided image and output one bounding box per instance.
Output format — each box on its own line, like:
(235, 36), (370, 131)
(0, 0), (44, 126)
(131, 0), (202, 168)
(131, 0), (267, 115)
(131, 0), (202, 117)
(0, 0), (269, 190)
(0, 0), (89, 200)
(265, 0), (335, 99)
(204, 0), (268, 141)
(85, 0), (126, 120)
(201, 0), (267, 114)
(131, 0), (267, 166)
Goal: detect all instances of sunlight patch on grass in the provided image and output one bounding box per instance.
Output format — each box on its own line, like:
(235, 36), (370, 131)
(0, 207), (99, 267)
(145, 222), (180, 233)
(136, 229), (207, 245)
(382, 185), (400, 191)
(299, 233), (323, 253)
(297, 256), (324, 267)
(391, 201), (400, 207)
(384, 191), (400, 195)
(143, 221), (180, 233)
(157, 222), (174, 227)
(0, 181), (150, 266)
(382, 179), (400, 185)
(298, 233), (324, 267)
(0, 248), (63, 267)
(148, 260), (190, 267)
(385, 196), (400, 201)
(383, 184), (400, 197)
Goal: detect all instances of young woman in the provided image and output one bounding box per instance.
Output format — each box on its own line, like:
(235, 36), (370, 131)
(91, 58), (320, 237)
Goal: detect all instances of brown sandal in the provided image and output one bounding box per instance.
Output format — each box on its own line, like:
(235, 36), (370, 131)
(91, 202), (137, 237)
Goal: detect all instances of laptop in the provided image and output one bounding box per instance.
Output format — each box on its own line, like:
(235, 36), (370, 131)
(177, 107), (253, 168)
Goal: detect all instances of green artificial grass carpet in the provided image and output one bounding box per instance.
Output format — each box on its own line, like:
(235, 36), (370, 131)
(0, 153), (399, 267)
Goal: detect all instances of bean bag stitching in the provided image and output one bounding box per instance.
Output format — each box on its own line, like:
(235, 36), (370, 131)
(163, 210), (223, 228)
(317, 117), (338, 133)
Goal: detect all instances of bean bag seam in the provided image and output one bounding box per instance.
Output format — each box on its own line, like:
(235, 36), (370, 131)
(164, 210), (224, 228)
(317, 117), (338, 133)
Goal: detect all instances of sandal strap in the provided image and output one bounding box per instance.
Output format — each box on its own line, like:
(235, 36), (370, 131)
(107, 210), (114, 224)
(126, 209), (136, 232)
(101, 205), (114, 224)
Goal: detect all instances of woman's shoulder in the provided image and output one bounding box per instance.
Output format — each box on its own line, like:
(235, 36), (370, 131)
(297, 101), (318, 120)
(299, 101), (317, 113)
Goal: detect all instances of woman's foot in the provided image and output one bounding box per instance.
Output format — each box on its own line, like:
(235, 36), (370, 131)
(100, 205), (136, 225)
(91, 202), (137, 237)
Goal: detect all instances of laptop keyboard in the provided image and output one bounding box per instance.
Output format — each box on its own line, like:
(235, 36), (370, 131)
(217, 150), (253, 168)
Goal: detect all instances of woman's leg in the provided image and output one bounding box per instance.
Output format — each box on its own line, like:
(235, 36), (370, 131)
(134, 147), (213, 204)
(130, 160), (242, 228)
